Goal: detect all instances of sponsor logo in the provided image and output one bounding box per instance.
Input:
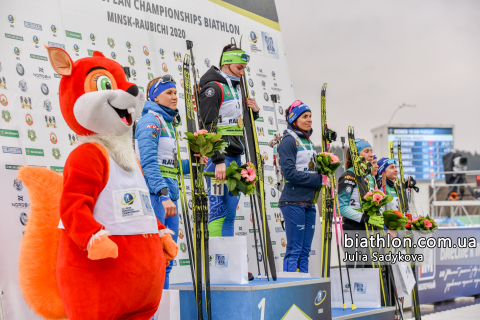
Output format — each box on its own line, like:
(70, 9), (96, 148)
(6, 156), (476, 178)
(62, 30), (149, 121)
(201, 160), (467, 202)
(147, 73), (154, 81)
(6, 33), (23, 41)
(6, 164), (21, 170)
(271, 188), (276, 197)
(235, 216), (244, 220)
(264, 93), (269, 101)
(205, 88), (215, 97)
(145, 58), (151, 66)
(0, 129), (19, 138)
(281, 238), (286, 247)
(248, 79), (254, 87)
(235, 232), (247, 236)
(128, 55), (135, 66)
(3, 146), (22, 154)
(249, 31), (259, 43)
(89, 33), (96, 41)
(268, 116), (273, 125)
(215, 254), (229, 267)
(271, 241), (276, 245)
(50, 132), (58, 144)
(7, 15), (16, 23)
(0, 94), (7, 106)
(66, 30), (82, 40)
(13, 178), (23, 191)
(68, 133), (78, 145)
(275, 94), (281, 101)
(72, 44), (80, 52)
(255, 117), (264, 122)
(131, 69), (137, 77)
(418, 250), (435, 281)
(179, 259), (190, 266)
(250, 90), (256, 97)
(125, 41), (132, 49)
(25, 114), (33, 125)
(30, 54), (48, 61)
(25, 148), (44, 156)
(261, 80), (266, 87)
(50, 166), (64, 173)
(0, 75), (6, 89)
(264, 165), (274, 171)
(310, 250), (316, 255)
(354, 282), (367, 294)
(51, 148), (61, 159)
(111, 52), (117, 59)
(20, 212), (28, 226)
(180, 242), (187, 253)
(263, 105), (274, 112)
(50, 24), (58, 33)
(43, 100), (52, 112)
(204, 58), (211, 67)
(12, 202), (29, 208)
(272, 71), (276, 77)
(278, 106), (284, 115)
(278, 119), (287, 125)
(27, 129), (37, 141)
(158, 48), (165, 56)
(314, 290), (327, 305)
(40, 83), (49, 95)
(257, 252), (263, 262)
(244, 202), (251, 208)
(173, 51), (182, 62)
(263, 151), (269, 160)
(121, 193), (136, 205)
(47, 41), (65, 50)
(2, 110), (12, 123)
(162, 63), (168, 72)
(246, 66), (251, 73)
(24, 21), (42, 31)
(275, 227), (284, 233)
(268, 129), (277, 135)
(178, 228), (184, 239)
(177, 65), (182, 72)
(32, 35), (40, 44)
(33, 67), (51, 80)
(143, 46), (149, 56)
(171, 260), (177, 266)
(13, 47), (22, 56)
(107, 37), (115, 48)
(249, 229), (259, 233)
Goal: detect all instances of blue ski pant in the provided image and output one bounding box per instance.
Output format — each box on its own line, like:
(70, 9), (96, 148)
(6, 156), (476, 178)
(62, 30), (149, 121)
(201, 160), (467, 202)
(205, 155), (241, 237)
(150, 194), (179, 290)
(281, 204), (316, 273)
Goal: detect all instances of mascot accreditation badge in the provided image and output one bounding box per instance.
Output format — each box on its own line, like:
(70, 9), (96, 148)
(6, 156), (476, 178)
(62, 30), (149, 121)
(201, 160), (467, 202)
(113, 188), (155, 222)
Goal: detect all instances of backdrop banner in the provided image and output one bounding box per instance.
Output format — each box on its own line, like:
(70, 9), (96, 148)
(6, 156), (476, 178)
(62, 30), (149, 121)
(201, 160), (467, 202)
(0, 0), (297, 318)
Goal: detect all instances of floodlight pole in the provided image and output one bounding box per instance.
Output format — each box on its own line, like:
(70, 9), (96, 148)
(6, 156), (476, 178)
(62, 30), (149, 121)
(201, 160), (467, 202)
(388, 103), (416, 124)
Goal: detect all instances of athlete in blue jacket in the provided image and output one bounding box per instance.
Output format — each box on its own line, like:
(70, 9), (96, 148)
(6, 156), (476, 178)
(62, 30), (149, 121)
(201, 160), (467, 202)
(135, 75), (191, 289)
(278, 100), (330, 273)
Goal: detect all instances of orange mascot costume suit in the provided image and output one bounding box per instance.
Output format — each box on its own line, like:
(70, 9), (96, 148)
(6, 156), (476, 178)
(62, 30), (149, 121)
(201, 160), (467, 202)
(17, 46), (178, 320)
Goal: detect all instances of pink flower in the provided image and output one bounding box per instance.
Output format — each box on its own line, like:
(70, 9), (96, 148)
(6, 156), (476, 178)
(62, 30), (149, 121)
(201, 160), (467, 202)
(211, 132), (216, 135)
(424, 220), (433, 228)
(241, 166), (256, 182)
(330, 154), (340, 163)
(374, 189), (385, 196)
(365, 191), (374, 198)
(196, 129), (208, 135)
(194, 132), (198, 137)
(372, 194), (383, 202)
(413, 217), (420, 222)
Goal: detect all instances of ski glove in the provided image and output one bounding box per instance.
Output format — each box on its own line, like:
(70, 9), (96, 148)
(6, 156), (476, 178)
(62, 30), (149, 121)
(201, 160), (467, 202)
(160, 229), (178, 267)
(322, 175), (330, 187)
(87, 235), (119, 260)
(367, 214), (385, 228)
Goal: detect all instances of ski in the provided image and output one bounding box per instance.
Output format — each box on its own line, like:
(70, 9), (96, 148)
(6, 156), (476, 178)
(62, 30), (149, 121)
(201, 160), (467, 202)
(239, 62), (277, 281)
(396, 139), (422, 320)
(186, 40), (212, 320)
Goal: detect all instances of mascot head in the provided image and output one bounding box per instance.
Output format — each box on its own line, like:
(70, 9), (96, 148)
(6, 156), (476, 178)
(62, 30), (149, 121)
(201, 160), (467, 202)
(46, 46), (145, 136)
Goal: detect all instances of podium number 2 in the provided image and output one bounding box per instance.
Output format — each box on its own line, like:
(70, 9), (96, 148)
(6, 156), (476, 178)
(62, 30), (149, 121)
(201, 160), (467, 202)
(212, 183), (224, 196)
(258, 298), (265, 320)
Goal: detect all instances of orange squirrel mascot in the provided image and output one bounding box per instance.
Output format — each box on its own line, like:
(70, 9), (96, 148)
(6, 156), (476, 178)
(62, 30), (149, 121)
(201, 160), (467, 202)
(17, 46), (178, 320)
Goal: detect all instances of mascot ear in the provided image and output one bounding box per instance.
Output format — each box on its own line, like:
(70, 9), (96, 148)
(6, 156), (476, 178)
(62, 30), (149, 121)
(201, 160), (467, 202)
(92, 51), (106, 58)
(45, 45), (73, 76)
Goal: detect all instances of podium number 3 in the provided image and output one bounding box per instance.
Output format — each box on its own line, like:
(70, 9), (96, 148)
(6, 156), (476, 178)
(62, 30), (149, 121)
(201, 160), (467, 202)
(258, 298), (265, 320)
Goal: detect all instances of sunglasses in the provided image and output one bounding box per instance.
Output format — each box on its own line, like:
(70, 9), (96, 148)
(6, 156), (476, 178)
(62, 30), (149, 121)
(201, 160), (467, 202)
(224, 52), (250, 63)
(153, 75), (176, 91)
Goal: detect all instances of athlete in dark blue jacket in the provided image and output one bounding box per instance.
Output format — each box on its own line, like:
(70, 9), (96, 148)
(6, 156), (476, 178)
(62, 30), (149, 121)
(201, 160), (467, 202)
(278, 101), (330, 273)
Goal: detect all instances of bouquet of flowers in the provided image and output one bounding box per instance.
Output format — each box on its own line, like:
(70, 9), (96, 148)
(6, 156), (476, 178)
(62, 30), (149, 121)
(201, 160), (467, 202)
(383, 210), (409, 230)
(184, 129), (228, 158)
(204, 161), (258, 196)
(405, 213), (413, 229)
(315, 152), (342, 176)
(361, 189), (393, 216)
(410, 215), (438, 233)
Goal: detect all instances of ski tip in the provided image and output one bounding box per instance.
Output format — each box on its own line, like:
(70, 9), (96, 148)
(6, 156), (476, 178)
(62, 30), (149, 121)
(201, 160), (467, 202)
(352, 304), (357, 310)
(343, 303), (347, 310)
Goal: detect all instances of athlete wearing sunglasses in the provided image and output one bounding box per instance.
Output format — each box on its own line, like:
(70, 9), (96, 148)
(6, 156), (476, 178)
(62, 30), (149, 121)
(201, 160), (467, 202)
(198, 44), (259, 237)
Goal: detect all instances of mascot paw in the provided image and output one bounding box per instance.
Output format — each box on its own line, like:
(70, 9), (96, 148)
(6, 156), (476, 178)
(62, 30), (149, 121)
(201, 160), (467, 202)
(159, 230), (178, 266)
(87, 235), (119, 260)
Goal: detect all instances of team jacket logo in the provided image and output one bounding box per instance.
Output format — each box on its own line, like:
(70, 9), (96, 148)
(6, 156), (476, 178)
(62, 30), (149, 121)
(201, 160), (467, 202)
(19, 80), (28, 92)
(121, 193), (135, 205)
(25, 114), (33, 126)
(32, 35), (40, 44)
(2, 110), (12, 122)
(52, 148), (61, 159)
(125, 41), (132, 49)
(45, 115), (57, 128)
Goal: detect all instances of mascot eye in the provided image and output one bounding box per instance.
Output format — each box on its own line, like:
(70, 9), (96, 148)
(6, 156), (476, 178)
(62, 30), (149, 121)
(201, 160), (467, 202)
(96, 75), (113, 91)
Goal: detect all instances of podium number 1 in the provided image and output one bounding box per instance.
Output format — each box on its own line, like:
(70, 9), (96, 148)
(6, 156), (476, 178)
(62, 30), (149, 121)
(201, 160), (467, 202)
(258, 298), (265, 320)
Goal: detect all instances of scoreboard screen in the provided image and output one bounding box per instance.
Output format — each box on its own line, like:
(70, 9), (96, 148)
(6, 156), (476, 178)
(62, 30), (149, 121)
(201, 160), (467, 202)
(387, 127), (454, 180)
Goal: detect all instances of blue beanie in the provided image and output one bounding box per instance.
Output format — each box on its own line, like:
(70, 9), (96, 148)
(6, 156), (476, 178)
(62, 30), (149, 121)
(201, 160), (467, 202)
(349, 138), (372, 154)
(148, 81), (176, 102)
(377, 157), (395, 179)
(287, 102), (311, 124)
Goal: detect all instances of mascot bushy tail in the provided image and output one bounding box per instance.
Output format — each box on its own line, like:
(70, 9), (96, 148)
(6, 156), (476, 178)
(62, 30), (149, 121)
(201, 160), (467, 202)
(18, 166), (67, 319)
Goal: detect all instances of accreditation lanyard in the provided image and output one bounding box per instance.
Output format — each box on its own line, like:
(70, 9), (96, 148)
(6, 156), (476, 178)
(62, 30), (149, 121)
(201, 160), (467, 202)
(219, 70), (242, 112)
(287, 129), (316, 166)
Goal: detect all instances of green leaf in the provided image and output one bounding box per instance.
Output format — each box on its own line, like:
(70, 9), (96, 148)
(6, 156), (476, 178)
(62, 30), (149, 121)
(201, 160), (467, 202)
(206, 151), (215, 157)
(227, 178), (237, 192)
(236, 180), (247, 194)
(229, 161), (239, 170)
(185, 132), (194, 139)
(233, 172), (242, 180)
(190, 145), (200, 153)
(231, 189), (239, 196)
(196, 135), (207, 147)
(210, 133), (222, 142)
